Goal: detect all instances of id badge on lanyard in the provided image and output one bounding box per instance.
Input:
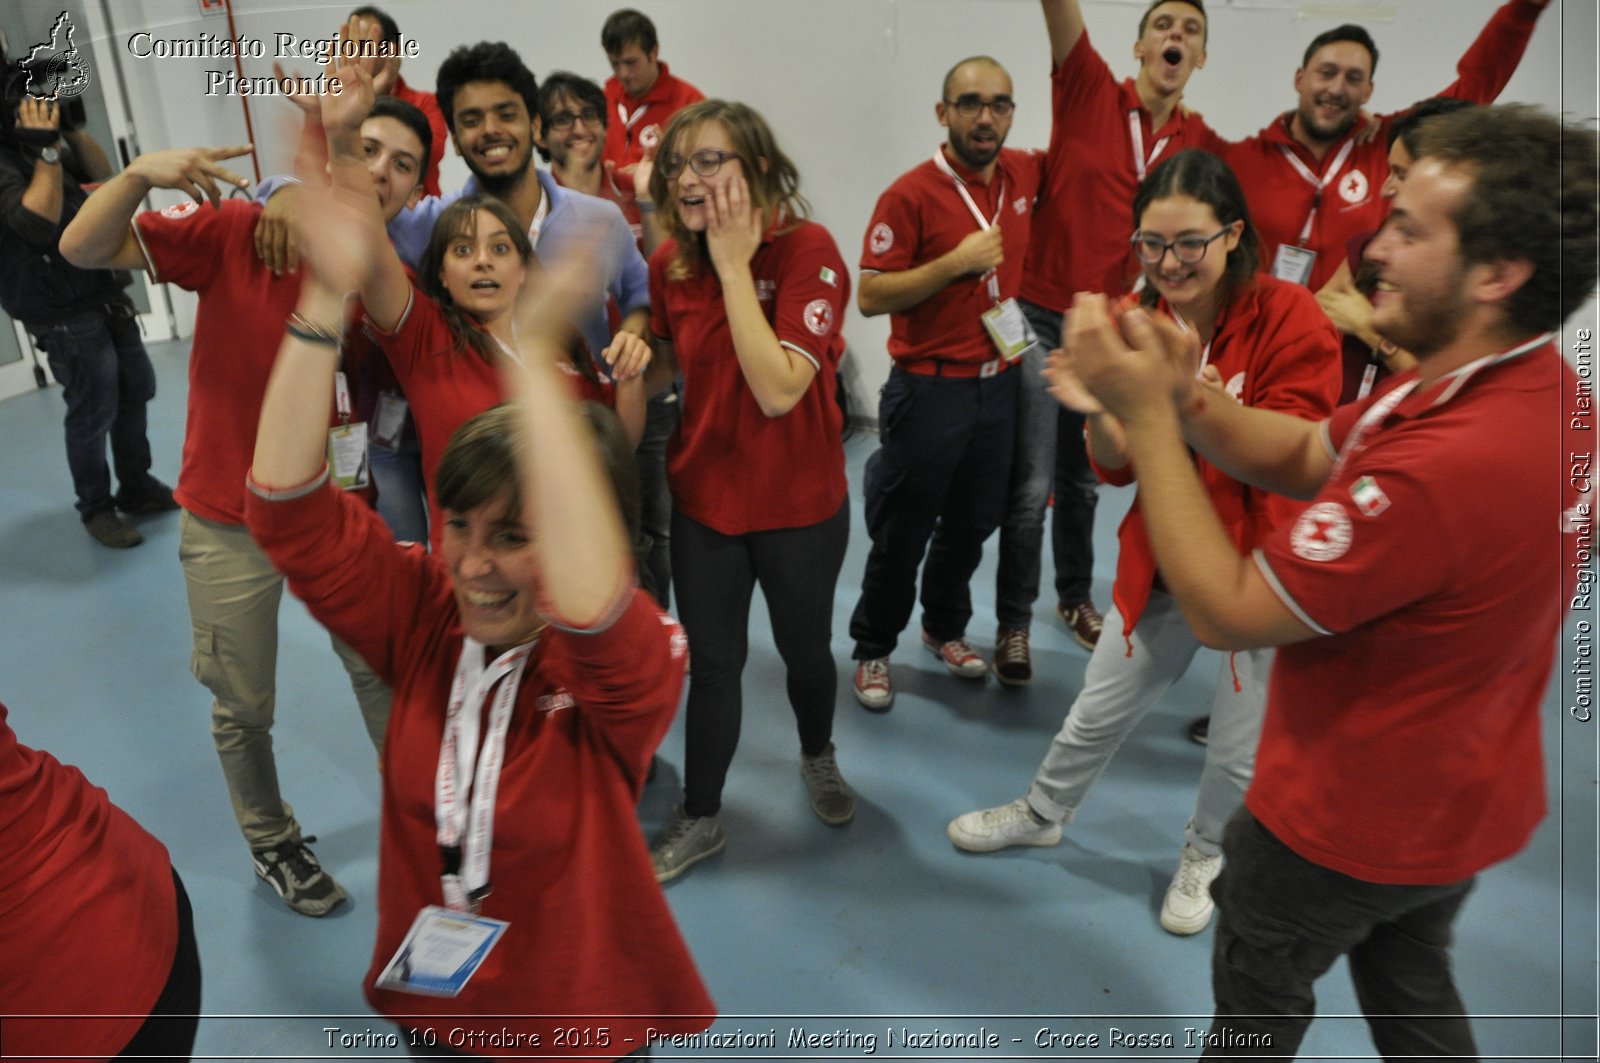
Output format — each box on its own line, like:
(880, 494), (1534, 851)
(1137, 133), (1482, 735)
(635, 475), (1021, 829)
(328, 371), (370, 490)
(931, 149), (1034, 361)
(1271, 140), (1354, 288)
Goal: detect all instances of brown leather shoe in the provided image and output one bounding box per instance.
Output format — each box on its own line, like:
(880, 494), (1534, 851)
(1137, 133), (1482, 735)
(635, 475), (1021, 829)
(993, 627), (1032, 686)
(1057, 600), (1103, 651)
(83, 509), (144, 548)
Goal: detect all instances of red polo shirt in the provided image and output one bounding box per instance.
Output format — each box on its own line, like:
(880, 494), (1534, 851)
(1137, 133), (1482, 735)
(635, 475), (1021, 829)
(649, 221), (849, 535)
(1021, 30), (1222, 312)
(1251, 338), (1575, 884)
(861, 145), (1043, 367)
(602, 61), (704, 172)
(133, 199), (304, 524)
(390, 75), (449, 198)
(1217, 0), (1544, 291)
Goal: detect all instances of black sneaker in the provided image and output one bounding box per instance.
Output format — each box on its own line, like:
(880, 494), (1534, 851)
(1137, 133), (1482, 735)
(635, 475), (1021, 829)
(251, 836), (348, 916)
(83, 509), (144, 548)
(1187, 716), (1210, 746)
(116, 479), (180, 514)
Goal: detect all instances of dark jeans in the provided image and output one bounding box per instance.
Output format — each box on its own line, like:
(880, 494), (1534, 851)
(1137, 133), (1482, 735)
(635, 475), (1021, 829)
(35, 304), (160, 519)
(634, 388), (681, 608)
(673, 500), (850, 818)
(850, 365), (1016, 658)
(117, 867), (202, 1060)
(994, 300), (1097, 628)
(1204, 807), (1479, 1061)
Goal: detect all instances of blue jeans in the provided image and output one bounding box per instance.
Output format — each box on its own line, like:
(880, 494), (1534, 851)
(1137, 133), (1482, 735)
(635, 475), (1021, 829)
(994, 300), (1097, 629)
(35, 305), (160, 518)
(370, 430), (429, 545)
(1204, 808), (1479, 1060)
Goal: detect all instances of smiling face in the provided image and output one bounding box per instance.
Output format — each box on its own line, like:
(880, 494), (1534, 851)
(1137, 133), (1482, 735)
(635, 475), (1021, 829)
(360, 114), (427, 221)
(442, 490), (544, 654)
(1364, 158), (1475, 357)
(437, 208), (529, 323)
(537, 90), (605, 174)
(450, 80), (535, 192)
(1135, 193), (1241, 319)
(669, 119), (747, 233)
(608, 42), (660, 99)
(1294, 41), (1375, 144)
(1133, 2), (1207, 97)
(937, 61), (1014, 174)
(1381, 138), (1414, 200)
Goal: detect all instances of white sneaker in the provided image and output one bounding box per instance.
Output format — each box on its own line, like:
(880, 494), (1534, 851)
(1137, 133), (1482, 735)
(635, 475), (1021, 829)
(1159, 844), (1223, 935)
(650, 806), (725, 883)
(947, 798), (1062, 853)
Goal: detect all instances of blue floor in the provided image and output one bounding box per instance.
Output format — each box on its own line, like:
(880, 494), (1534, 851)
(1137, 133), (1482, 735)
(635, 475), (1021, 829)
(1, 336), (1593, 1061)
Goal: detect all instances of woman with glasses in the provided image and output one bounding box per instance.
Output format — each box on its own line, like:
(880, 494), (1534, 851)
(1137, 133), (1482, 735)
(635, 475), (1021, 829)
(949, 148), (1340, 937)
(642, 100), (854, 883)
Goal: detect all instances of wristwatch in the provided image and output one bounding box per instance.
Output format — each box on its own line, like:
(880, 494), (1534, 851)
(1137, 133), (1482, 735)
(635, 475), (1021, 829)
(36, 145), (61, 165)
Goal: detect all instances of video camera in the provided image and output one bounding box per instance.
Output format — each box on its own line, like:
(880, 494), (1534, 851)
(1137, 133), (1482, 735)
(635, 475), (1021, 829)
(0, 37), (87, 147)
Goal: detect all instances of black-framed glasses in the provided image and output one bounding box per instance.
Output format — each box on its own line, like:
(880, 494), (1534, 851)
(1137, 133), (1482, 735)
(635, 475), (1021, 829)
(1130, 228), (1231, 265)
(658, 149), (740, 180)
(944, 95), (1015, 119)
(546, 107), (601, 131)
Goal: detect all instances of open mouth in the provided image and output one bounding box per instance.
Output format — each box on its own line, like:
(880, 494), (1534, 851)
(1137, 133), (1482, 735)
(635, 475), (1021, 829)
(680, 195), (706, 208)
(463, 588), (514, 609)
(479, 143), (515, 162)
(1163, 47), (1183, 67)
(470, 279), (501, 292)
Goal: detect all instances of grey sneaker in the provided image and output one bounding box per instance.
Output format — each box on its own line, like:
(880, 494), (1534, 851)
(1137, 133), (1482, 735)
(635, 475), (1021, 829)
(1159, 843), (1223, 935)
(800, 744), (856, 825)
(251, 836), (348, 917)
(947, 797), (1062, 853)
(650, 806), (725, 883)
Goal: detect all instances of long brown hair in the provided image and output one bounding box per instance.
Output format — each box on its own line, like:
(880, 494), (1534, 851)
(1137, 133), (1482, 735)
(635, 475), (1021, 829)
(417, 194), (535, 363)
(647, 100), (809, 281)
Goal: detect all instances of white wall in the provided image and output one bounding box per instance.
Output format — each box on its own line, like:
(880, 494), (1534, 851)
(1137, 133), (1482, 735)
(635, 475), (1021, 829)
(97, 0), (1588, 408)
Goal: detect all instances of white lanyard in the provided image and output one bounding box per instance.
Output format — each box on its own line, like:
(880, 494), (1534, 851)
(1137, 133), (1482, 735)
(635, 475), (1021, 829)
(1279, 139), (1356, 244)
(528, 190), (549, 247)
(1169, 308), (1213, 373)
(435, 637), (535, 913)
(931, 148), (1005, 303)
(1329, 333), (1551, 479)
(1129, 110), (1171, 183)
(617, 101), (649, 131)
(333, 370), (353, 424)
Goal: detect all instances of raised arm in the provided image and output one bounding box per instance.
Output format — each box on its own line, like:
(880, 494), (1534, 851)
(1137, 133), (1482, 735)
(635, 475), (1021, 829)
(59, 144), (252, 271)
(1432, 0), (1549, 106)
(1042, 0), (1087, 69)
(319, 61), (412, 330)
(705, 174), (816, 418)
(501, 251), (634, 628)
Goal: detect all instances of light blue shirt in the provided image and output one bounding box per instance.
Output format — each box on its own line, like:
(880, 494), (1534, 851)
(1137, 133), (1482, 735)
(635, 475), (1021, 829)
(260, 168), (649, 361)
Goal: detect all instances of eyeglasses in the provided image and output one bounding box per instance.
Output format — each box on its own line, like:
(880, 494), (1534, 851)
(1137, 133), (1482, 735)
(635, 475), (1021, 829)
(546, 107), (601, 131)
(658, 149), (740, 180)
(1130, 228), (1231, 265)
(944, 95), (1015, 119)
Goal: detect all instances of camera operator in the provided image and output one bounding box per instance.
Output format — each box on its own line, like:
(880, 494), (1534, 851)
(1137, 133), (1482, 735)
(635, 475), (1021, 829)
(0, 82), (176, 547)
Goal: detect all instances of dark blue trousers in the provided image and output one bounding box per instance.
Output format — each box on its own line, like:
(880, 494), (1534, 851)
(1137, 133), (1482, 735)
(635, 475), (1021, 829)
(850, 364), (1017, 659)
